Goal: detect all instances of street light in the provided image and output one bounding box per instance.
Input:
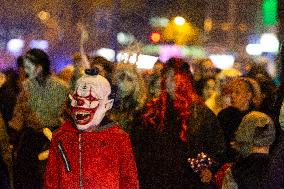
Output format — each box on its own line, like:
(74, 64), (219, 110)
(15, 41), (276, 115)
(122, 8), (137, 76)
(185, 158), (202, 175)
(163, 16), (199, 45)
(38, 11), (50, 22)
(174, 16), (185, 26)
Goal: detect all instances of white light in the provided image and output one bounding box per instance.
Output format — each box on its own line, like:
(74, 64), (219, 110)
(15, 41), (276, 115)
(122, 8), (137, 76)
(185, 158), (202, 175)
(174, 16), (185, 26)
(29, 40), (49, 51)
(129, 53), (138, 64)
(96, 48), (115, 62)
(209, 54), (235, 70)
(117, 52), (130, 63)
(136, 54), (159, 69)
(7, 39), (24, 56)
(160, 18), (169, 27)
(117, 32), (134, 45)
(260, 33), (279, 53)
(246, 44), (262, 56)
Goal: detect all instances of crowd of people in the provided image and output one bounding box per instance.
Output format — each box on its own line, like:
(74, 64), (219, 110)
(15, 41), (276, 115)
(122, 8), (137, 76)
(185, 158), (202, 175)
(0, 46), (283, 189)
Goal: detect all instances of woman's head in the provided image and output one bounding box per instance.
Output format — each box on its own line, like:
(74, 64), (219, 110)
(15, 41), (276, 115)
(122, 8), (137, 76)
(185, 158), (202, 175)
(144, 58), (201, 142)
(226, 77), (263, 111)
(162, 58), (199, 101)
(112, 63), (147, 110)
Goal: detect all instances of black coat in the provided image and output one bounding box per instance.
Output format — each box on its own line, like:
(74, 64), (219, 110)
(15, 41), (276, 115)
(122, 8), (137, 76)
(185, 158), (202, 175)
(133, 103), (225, 189)
(232, 153), (270, 189)
(264, 135), (284, 188)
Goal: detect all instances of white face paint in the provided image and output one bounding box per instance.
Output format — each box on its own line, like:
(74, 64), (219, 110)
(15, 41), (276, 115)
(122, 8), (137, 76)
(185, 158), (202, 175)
(165, 69), (176, 99)
(23, 59), (37, 79)
(70, 75), (113, 131)
(117, 71), (135, 99)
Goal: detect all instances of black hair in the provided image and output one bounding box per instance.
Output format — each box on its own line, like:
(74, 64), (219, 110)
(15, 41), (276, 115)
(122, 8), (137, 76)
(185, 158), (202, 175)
(84, 67), (99, 76)
(24, 48), (51, 76)
(16, 56), (24, 68)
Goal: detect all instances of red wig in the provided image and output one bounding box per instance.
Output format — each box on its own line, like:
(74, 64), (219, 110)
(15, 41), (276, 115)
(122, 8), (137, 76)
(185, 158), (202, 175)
(143, 58), (202, 142)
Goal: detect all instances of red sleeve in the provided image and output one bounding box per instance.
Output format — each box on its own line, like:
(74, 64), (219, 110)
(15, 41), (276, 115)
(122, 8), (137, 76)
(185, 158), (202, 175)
(43, 137), (60, 189)
(214, 163), (232, 189)
(119, 135), (139, 189)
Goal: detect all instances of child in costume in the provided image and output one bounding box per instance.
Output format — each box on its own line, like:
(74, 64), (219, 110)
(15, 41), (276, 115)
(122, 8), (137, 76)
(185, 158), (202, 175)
(44, 68), (139, 189)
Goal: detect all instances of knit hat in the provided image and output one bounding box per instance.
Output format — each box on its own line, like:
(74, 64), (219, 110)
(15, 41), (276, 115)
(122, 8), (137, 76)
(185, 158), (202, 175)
(235, 111), (275, 148)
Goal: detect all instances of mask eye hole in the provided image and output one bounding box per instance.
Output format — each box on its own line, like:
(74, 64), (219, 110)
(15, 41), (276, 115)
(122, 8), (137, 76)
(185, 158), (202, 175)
(76, 98), (85, 106)
(72, 93), (85, 106)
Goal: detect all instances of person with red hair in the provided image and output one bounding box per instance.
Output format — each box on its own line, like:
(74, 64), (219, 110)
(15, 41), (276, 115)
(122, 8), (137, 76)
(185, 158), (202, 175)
(133, 58), (225, 189)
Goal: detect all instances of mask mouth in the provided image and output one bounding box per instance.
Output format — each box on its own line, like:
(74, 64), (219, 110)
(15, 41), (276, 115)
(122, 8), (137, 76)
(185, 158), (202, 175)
(72, 106), (98, 126)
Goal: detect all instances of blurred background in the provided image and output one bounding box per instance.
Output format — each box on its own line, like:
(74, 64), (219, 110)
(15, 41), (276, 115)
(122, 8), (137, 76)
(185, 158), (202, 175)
(0, 0), (282, 82)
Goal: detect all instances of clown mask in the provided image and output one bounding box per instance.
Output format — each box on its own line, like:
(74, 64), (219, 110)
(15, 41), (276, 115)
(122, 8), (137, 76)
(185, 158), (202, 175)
(70, 74), (113, 131)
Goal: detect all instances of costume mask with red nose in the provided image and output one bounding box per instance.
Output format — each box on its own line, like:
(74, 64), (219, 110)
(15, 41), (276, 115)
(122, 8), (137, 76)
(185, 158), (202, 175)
(70, 70), (113, 131)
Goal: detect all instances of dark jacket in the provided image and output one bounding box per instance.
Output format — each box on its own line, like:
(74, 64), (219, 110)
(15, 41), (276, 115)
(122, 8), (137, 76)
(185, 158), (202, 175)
(134, 103), (225, 189)
(264, 135), (284, 188)
(217, 107), (249, 163)
(222, 153), (270, 189)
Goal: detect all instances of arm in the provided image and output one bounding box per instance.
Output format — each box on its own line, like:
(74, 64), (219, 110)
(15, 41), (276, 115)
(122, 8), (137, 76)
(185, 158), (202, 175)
(8, 90), (26, 131)
(78, 23), (90, 69)
(119, 135), (139, 189)
(9, 88), (41, 131)
(222, 168), (238, 189)
(195, 104), (225, 167)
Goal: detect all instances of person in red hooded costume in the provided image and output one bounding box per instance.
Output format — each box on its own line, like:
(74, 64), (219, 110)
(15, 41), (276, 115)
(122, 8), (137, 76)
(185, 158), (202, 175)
(44, 68), (139, 189)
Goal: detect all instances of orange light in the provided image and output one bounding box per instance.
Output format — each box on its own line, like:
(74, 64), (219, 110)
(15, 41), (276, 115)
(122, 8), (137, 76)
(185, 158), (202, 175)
(150, 32), (161, 43)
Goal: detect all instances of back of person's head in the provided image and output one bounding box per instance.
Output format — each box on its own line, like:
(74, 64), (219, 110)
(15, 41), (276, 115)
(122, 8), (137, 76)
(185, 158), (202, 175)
(24, 48), (51, 76)
(90, 56), (113, 72)
(235, 111), (275, 156)
(16, 56), (24, 68)
(90, 56), (114, 82)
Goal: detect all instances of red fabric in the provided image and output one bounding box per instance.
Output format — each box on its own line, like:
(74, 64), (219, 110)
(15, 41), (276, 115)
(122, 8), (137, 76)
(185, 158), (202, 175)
(214, 163), (232, 189)
(44, 121), (139, 189)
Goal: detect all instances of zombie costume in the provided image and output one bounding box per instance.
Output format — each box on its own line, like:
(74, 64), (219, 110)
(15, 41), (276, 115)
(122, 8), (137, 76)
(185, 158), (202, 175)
(9, 75), (69, 131)
(110, 63), (147, 134)
(44, 69), (139, 189)
(133, 58), (225, 189)
(9, 49), (69, 189)
(135, 103), (224, 189)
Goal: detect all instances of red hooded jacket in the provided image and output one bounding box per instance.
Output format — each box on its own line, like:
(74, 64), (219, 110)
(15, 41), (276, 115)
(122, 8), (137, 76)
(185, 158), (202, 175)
(44, 121), (139, 189)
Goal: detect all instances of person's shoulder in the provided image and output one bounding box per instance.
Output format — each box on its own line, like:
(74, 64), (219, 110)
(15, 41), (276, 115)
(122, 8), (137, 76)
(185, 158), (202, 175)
(217, 106), (242, 117)
(50, 75), (69, 89)
(102, 123), (131, 141)
(191, 102), (216, 117)
(107, 124), (129, 136)
(52, 121), (77, 139)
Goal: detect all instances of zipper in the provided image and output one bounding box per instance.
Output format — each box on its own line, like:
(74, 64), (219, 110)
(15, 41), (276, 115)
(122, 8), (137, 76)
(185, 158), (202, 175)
(79, 133), (83, 189)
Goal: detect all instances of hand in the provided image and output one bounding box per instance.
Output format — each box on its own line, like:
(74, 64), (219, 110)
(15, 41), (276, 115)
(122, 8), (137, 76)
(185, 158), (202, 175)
(38, 128), (52, 160)
(38, 150), (49, 160)
(199, 168), (212, 183)
(43, 128), (52, 141)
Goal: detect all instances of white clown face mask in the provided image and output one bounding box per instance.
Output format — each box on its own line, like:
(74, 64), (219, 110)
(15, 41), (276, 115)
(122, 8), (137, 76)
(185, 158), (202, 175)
(70, 75), (113, 131)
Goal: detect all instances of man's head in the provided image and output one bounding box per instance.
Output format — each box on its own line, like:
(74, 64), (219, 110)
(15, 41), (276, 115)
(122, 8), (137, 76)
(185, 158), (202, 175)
(23, 48), (51, 79)
(70, 69), (113, 131)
